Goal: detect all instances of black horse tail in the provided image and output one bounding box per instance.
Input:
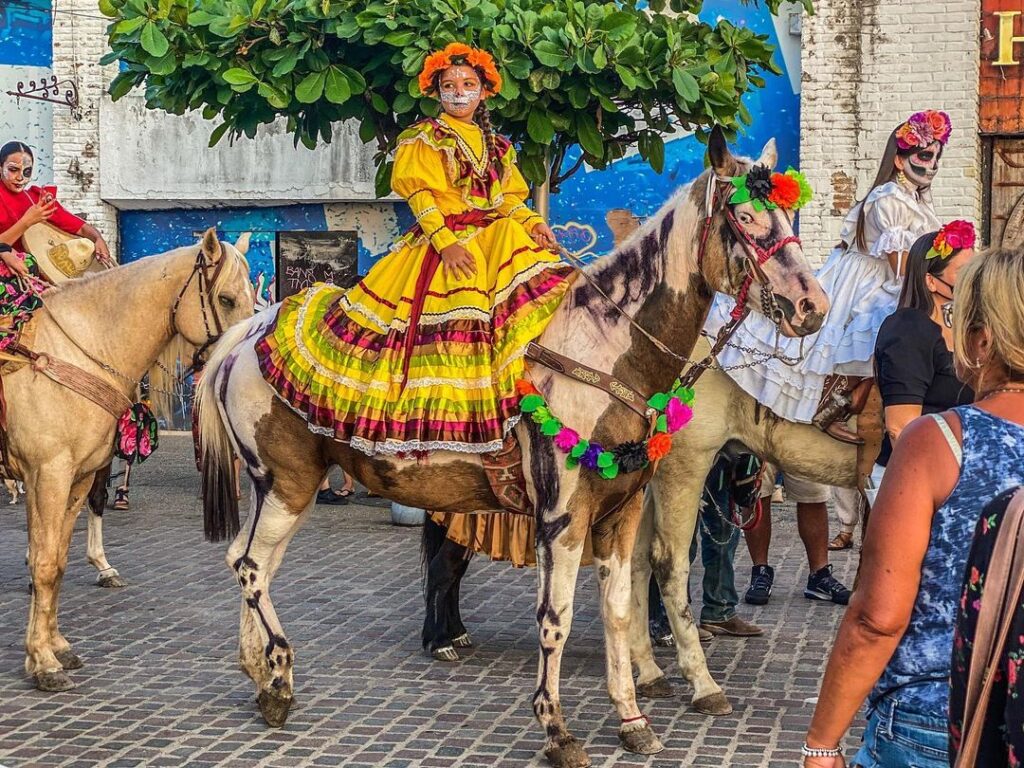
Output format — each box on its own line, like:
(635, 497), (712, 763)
(196, 322), (253, 542)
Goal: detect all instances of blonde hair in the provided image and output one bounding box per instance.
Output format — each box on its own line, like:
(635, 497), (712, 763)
(953, 247), (1024, 387)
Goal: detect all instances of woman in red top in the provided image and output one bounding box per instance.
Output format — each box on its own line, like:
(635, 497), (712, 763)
(0, 141), (112, 277)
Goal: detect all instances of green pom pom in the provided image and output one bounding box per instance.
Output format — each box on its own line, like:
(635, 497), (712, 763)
(673, 386), (695, 404)
(570, 440), (589, 458)
(597, 451), (615, 469)
(541, 418), (562, 436)
(566, 455), (579, 470)
(647, 392), (670, 411)
(531, 405), (551, 424)
(600, 463), (620, 480)
(520, 394), (544, 413)
(656, 414), (668, 433)
(785, 166), (813, 210)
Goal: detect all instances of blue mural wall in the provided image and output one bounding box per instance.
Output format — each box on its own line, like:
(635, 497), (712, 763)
(119, 1), (798, 292)
(0, 0), (54, 181)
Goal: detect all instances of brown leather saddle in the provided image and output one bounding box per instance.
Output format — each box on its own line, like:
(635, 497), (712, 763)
(481, 434), (532, 516)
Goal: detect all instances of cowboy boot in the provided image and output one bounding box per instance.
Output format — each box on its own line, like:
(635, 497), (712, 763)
(813, 375), (866, 445)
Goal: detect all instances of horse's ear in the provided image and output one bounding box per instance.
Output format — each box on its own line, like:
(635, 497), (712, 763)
(201, 227), (222, 263)
(757, 138), (778, 170)
(234, 232), (251, 256)
(708, 125), (736, 176)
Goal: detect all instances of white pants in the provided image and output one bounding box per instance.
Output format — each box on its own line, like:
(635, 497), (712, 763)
(833, 485), (863, 534)
(864, 463), (886, 507)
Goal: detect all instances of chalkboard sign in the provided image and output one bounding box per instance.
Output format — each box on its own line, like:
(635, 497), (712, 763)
(275, 230), (360, 300)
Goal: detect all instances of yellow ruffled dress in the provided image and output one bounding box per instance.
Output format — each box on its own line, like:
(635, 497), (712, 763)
(256, 113), (571, 457)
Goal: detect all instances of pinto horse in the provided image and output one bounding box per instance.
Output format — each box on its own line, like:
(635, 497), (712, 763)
(195, 128), (829, 767)
(9, 229), (254, 692)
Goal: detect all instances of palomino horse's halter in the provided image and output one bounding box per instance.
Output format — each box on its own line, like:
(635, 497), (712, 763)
(170, 248), (229, 371)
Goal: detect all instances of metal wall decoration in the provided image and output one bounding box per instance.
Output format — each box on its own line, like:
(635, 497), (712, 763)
(5, 75), (82, 120)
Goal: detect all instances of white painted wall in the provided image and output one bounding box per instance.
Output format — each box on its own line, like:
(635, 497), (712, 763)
(0, 66), (54, 183)
(799, 0), (982, 263)
(98, 94), (382, 208)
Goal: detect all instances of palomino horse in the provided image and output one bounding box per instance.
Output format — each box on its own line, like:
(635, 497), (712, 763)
(195, 128), (829, 767)
(422, 339), (864, 718)
(10, 229), (253, 692)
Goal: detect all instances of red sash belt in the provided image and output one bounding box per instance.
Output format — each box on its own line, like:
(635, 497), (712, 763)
(402, 209), (498, 385)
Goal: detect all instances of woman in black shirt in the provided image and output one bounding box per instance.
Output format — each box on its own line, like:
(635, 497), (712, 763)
(869, 222), (976, 500)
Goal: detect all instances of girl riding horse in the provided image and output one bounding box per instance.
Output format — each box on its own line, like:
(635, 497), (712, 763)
(257, 43), (571, 457)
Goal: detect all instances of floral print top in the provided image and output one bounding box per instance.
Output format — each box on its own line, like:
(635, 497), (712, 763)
(949, 486), (1024, 767)
(871, 406), (1024, 716)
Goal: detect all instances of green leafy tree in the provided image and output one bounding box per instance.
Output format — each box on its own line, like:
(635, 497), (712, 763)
(101, 0), (810, 196)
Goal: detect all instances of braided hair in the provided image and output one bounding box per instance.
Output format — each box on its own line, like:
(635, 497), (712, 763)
(474, 102), (501, 179)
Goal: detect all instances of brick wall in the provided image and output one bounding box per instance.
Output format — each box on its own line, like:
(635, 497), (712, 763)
(799, 0), (982, 263)
(51, 0), (119, 256)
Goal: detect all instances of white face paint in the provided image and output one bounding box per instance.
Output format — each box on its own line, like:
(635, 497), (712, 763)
(440, 90), (480, 109)
(437, 65), (484, 121)
(1, 152), (33, 194)
(901, 141), (941, 189)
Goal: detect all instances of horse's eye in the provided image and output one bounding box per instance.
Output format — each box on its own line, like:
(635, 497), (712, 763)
(218, 295), (236, 310)
(737, 211), (754, 225)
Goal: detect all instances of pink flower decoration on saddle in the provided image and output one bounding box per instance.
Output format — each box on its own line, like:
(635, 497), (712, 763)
(895, 110), (952, 151)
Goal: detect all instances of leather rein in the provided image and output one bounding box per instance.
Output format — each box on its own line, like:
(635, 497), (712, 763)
(527, 172), (800, 411)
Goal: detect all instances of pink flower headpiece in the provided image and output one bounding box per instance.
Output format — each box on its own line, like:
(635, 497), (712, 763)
(926, 220), (975, 260)
(895, 110), (952, 151)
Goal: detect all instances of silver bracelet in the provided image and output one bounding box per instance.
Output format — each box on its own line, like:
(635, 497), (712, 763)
(801, 743), (842, 758)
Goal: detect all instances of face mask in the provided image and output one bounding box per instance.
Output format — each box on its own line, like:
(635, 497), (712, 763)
(440, 90), (479, 109)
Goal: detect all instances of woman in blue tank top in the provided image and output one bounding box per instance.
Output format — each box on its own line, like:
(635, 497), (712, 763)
(800, 246), (1024, 768)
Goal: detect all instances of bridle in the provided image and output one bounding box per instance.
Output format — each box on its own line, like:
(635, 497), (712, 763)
(170, 247), (228, 372)
(550, 169), (802, 392)
(678, 172), (803, 387)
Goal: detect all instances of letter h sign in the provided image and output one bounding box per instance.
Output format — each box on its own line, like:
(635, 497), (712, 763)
(996, 11), (1024, 66)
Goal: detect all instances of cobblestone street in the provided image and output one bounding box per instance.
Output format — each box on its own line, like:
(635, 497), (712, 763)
(0, 435), (862, 767)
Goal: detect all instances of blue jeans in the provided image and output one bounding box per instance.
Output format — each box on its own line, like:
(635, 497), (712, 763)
(688, 473), (740, 623)
(851, 695), (948, 768)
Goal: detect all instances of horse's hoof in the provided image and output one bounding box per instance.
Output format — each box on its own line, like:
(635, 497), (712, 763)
(54, 649), (83, 670)
(450, 632), (473, 649)
(619, 723), (664, 755)
(257, 688), (293, 727)
(35, 669), (76, 692)
(97, 571), (127, 588)
(692, 691), (733, 716)
(543, 735), (592, 768)
(430, 645), (460, 663)
(636, 676), (674, 699)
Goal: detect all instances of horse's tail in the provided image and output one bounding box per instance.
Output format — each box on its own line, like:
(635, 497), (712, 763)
(197, 317), (256, 542)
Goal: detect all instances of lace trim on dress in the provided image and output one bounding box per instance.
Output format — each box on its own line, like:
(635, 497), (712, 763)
(872, 227), (918, 259)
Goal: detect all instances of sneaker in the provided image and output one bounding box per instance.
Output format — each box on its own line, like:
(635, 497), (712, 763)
(700, 615), (764, 637)
(744, 565), (775, 606)
(316, 488), (349, 506)
(804, 564), (851, 605)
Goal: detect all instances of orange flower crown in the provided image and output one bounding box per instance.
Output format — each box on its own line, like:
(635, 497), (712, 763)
(418, 43), (503, 98)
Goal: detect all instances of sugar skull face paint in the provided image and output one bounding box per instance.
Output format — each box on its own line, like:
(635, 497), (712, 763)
(437, 66), (483, 121)
(900, 140), (942, 189)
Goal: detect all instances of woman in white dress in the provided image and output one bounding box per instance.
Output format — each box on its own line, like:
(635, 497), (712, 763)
(707, 110), (949, 438)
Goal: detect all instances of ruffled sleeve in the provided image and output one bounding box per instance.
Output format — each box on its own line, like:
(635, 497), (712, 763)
(866, 192), (918, 260)
(391, 133), (458, 253)
(495, 147), (544, 228)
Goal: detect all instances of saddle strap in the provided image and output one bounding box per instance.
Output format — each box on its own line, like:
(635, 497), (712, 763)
(525, 342), (651, 420)
(8, 344), (132, 419)
(480, 433), (533, 517)
(956, 488), (1024, 767)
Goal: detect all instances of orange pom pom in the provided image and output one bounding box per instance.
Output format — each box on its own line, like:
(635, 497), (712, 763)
(768, 173), (801, 209)
(646, 432), (672, 461)
(515, 379), (539, 396)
